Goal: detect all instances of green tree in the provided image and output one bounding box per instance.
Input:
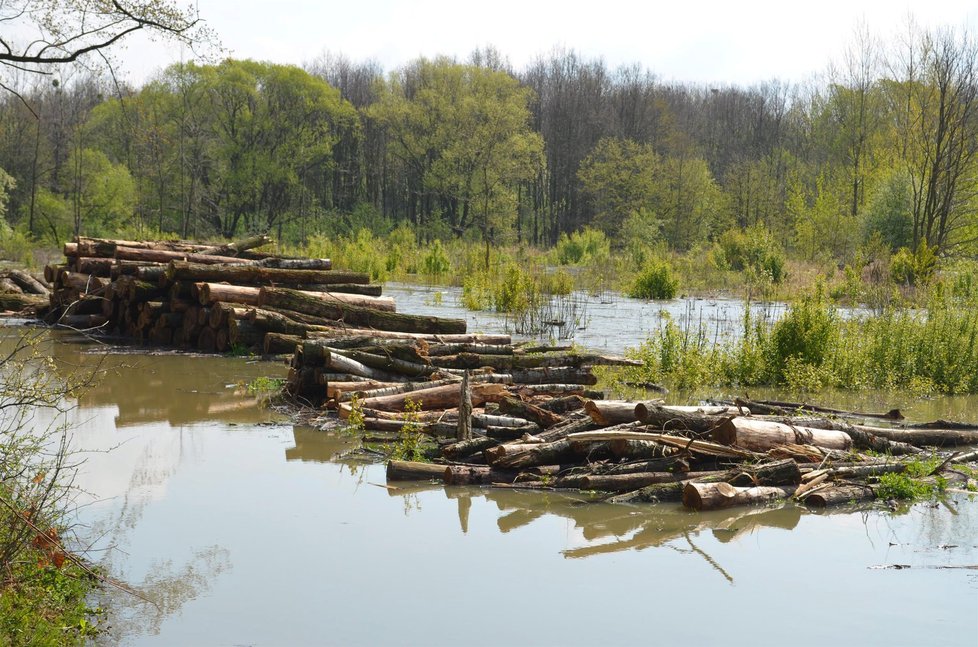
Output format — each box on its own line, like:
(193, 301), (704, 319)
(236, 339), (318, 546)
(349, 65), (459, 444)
(577, 137), (659, 238)
(68, 147), (136, 237)
(370, 58), (544, 251)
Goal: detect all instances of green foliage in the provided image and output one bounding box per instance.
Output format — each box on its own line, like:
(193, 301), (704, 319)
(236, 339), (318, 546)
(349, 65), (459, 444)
(891, 242), (938, 286)
(861, 169), (913, 250)
(875, 461), (945, 501)
(767, 294), (837, 382)
(421, 239), (450, 277)
(713, 226), (787, 284)
(0, 222), (36, 267)
(0, 166), (13, 222)
(628, 259), (679, 299)
(615, 288), (978, 394)
(387, 399), (428, 462)
(344, 395), (366, 434)
(554, 227), (610, 265)
(578, 138), (659, 237)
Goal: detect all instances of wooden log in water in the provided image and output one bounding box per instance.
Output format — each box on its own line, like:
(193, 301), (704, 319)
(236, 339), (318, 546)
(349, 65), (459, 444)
(386, 460), (446, 481)
(682, 482), (796, 511)
(259, 287), (466, 334)
(256, 257), (331, 270)
(584, 400), (646, 425)
(264, 332), (303, 355)
(497, 397), (564, 429)
(442, 437), (500, 461)
(489, 440), (577, 470)
(0, 292), (47, 311)
(509, 367), (597, 386)
(804, 484), (878, 507)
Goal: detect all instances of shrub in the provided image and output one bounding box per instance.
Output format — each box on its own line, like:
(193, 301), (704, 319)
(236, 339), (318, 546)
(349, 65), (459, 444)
(421, 239), (450, 277)
(554, 227), (610, 265)
(766, 295), (836, 382)
(629, 260), (679, 299)
(714, 226), (787, 284)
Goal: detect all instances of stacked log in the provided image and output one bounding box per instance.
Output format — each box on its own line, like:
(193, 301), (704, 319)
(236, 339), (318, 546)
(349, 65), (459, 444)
(41, 235), (403, 353)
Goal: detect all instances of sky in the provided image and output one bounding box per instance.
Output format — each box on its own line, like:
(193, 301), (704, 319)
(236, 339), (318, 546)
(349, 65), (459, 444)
(117, 0), (978, 86)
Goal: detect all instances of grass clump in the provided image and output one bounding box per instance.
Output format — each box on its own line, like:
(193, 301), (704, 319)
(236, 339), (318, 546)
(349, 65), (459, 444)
(386, 399), (429, 462)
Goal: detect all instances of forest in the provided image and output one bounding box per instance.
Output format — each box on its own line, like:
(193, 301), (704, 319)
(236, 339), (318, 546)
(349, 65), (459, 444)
(0, 22), (973, 275)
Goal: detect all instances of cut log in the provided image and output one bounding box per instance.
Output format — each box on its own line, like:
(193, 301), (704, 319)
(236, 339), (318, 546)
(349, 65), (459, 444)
(489, 439), (576, 470)
(442, 437), (499, 461)
(358, 382), (508, 412)
(712, 418), (853, 452)
(457, 370), (473, 441)
(256, 257), (331, 270)
(6, 269), (49, 295)
(804, 484), (878, 507)
(259, 287), (466, 334)
(634, 403), (742, 434)
(0, 293), (46, 311)
(166, 260), (367, 286)
(385, 460), (445, 481)
(851, 424), (978, 447)
(305, 329), (509, 344)
(194, 282), (261, 306)
(264, 332), (302, 355)
(581, 472), (692, 492)
(497, 397), (564, 428)
(509, 367), (597, 385)
(682, 482), (796, 511)
(584, 400), (645, 425)
(115, 246), (250, 265)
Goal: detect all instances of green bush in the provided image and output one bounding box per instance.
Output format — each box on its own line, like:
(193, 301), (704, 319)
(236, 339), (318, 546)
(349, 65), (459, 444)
(421, 239), (450, 277)
(713, 226), (786, 284)
(628, 260), (679, 299)
(554, 227), (610, 265)
(766, 295), (836, 382)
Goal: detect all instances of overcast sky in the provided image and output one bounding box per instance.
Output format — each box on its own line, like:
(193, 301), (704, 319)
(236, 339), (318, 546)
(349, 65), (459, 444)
(119, 0), (978, 86)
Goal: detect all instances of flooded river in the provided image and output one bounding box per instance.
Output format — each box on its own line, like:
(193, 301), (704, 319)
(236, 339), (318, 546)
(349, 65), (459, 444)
(5, 287), (978, 645)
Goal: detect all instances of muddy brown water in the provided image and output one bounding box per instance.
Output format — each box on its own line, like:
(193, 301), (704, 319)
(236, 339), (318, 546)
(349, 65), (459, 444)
(3, 297), (977, 645)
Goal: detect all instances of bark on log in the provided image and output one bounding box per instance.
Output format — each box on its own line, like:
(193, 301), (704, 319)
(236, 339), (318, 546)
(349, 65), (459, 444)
(386, 460), (446, 481)
(167, 260), (367, 286)
(442, 437), (499, 461)
(256, 257), (331, 270)
(264, 332), (303, 355)
(682, 482), (796, 511)
(804, 484), (878, 507)
(0, 293), (46, 311)
(259, 287), (466, 334)
(584, 400), (646, 425)
(358, 382), (508, 412)
(851, 424), (978, 447)
(489, 440), (577, 470)
(197, 283), (262, 306)
(6, 269), (49, 295)
(305, 329), (509, 344)
(497, 397), (564, 428)
(509, 367), (597, 385)
(115, 246), (249, 265)
(581, 472), (692, 492)
(633, 403), (733, 434)
(712, 418), (853, 452)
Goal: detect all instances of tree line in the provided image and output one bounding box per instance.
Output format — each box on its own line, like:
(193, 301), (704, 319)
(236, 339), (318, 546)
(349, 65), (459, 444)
(0, 22), (975, 264)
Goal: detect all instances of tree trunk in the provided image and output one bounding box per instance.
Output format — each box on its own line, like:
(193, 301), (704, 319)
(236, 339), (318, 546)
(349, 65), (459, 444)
(358, 382), (508, 412)
(197, 283), (262, 306)
(457, 370), (473, 441)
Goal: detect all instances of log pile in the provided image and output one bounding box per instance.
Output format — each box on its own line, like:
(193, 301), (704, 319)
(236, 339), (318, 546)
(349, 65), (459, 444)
(41, 235), (403, 353)
(379, 394), (978, 512)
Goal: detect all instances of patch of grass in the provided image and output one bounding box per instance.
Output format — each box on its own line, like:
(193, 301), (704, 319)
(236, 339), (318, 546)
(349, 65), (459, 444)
(628, 259), (679, 300)
(246, 376), (285, 396)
